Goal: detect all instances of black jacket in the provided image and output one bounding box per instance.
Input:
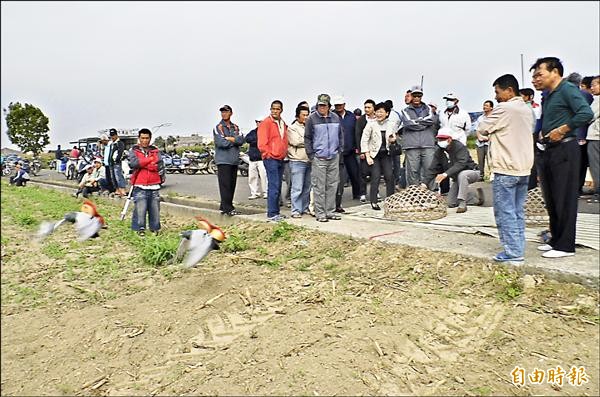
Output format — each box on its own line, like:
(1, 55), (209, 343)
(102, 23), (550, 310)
(244, 129), (262, 162)
(424, 140), (477, 186)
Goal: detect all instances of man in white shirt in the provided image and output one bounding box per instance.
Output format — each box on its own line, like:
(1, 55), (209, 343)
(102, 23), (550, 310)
(440, 92), (471, 145)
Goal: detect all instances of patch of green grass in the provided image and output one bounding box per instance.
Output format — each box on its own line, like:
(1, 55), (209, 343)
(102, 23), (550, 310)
(470, 386), (492, 396)
(493, 271), (522, 302)
(268, 222), (297, 242)
(326, 249), (344, 259)
(43, 242), (67, 259)
(139, 234), (180, 267)
(15, 213), (37, 227)
(296, 262), (311, 272)
(256, 246), (268, 255)
(221, 226), (249, 252)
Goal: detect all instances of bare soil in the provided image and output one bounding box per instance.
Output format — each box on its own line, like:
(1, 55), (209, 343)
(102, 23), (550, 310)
(1, 203), (599, 396)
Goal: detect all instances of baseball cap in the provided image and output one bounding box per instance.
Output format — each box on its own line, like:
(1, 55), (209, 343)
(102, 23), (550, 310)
(109, 128), (118, 136)
(254, 116), (263, 122)
(428, 102), (438, 108)
(99, 133), (109, 141)
(85, 164), (94, 171)
(332, 95), (346, 105)
(443, 93), (459, 100)
(317, 94), (331, 106)
(93, 157), (103, 163)
(436, 127), (454, 140)
(219, 105), (233, 112)
(410, 85), (423, 95)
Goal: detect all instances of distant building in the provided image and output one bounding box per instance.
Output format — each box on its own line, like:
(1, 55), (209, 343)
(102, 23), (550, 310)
(176, 133), (212, 147)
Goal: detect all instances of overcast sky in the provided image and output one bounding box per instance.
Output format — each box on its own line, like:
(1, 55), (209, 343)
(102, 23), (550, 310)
(1, 1), (599, 150)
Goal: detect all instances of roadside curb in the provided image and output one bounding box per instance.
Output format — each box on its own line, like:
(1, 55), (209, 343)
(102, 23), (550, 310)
(28, 180), (599, 289)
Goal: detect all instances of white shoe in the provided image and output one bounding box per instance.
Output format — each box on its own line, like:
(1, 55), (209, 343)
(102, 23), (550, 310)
(262, 194), (268, 199)
(537, 244), (553, 252)
(542, 250), (575, 258)
(248, 195), (259, 200)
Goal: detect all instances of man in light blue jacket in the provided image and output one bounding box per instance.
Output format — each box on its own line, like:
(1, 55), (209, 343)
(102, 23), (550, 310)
(304, 94), (344, 222)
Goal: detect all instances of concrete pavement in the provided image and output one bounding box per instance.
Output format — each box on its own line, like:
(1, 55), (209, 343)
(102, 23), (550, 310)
(27, 170), (600, 289)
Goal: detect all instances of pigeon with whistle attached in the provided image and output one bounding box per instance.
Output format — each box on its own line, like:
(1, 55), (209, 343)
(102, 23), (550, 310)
(36, 200), (106, 242)
(174, 215), (226, 268)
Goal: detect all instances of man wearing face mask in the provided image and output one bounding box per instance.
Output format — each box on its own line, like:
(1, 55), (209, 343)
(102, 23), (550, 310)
(421, 127), (483, 213)
(439, 93), (472, 145)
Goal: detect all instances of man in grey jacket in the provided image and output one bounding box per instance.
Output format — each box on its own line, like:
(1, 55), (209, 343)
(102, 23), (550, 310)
(213, 105), (245, 216)
(304, 94), (344, 222)
(399, 85), (437, 189)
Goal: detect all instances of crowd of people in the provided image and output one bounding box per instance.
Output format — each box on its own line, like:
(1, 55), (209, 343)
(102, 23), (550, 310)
(33, 56), (598, 262)
(211, 56), (597, 262)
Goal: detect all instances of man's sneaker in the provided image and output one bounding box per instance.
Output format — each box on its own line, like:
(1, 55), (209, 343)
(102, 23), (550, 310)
(492, 252), (524, 263)
(542, 250), (575, 258)
(334, 207), (346, 213)
(456, 200), (467, 213)
(359, 195), (367, 203)
(291, 213), (302, 219)
(316, 217), (329, 223)
(267, 214), (287, 222)
(137, 228), (145, 237)
(262, 193), (268, 199)
(537, 244), (553, 252)
(476, 187), (485, 206)
(226, 210), (240, 216)
(326, 214), (342, 220)
(248, 194), (260, 200)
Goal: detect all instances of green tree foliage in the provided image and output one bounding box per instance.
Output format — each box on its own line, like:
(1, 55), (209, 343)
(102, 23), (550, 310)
(153, 136), (165, 149)
(3, 102), (50, 155)
(165, 135), (177, 146)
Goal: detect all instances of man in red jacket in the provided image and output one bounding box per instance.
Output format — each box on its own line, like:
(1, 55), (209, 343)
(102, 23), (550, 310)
(258, 100), (288, 222)
(128, 128), (164, 236)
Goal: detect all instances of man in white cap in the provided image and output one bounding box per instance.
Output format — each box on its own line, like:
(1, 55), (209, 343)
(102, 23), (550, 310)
(332, 95), (360, 211)
(439, 92), (472, 145)
(422, 127), (483, 213)
(244, 118), (268, 199)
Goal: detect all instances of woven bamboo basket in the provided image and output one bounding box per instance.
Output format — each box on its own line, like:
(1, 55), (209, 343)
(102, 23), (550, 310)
(525, 187), (549, 225)
(383, 185), (447, 221)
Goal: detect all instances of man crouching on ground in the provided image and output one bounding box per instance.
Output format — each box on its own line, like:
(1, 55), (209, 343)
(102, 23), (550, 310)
(128, 128), (164, 236)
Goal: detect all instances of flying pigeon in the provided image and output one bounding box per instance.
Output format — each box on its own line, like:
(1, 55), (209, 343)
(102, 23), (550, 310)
(37, 200), (106, 242)
(174, 215), (226, 268)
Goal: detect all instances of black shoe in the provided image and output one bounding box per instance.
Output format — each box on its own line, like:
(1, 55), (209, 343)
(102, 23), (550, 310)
(371, 203), (381, 211)
(225, 210), (240, 216)
(334, 207), (346, 213)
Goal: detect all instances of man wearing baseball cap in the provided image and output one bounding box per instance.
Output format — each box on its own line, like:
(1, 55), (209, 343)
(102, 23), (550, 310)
(439, 92), (472, 145)
(304, 94), (344, 222)
(399, 85), (437, 189)
(213, 104), (244, 216)
(244, 117), (268, 200)
(422, 127), (483, 213)
(331, 95), (360, 210)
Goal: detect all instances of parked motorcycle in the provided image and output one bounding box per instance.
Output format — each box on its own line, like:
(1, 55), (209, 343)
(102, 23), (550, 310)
(238, 152), (249, 177)
(30, 156), (42, 176)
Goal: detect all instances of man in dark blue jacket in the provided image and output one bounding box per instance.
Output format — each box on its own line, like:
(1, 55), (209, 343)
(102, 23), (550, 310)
(332, 96), (360, 212)
(244, 119), (268, 199)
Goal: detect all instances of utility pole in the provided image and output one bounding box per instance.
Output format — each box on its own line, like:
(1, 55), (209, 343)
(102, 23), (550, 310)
(520, 54), (525, 88)
(420, 75), (424, 91)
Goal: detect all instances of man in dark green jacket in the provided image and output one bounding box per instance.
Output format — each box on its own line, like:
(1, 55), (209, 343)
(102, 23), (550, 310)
(530, 57), (594, 258)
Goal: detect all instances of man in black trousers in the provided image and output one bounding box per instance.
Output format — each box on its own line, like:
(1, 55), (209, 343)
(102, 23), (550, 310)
(530, 57), (593, 258)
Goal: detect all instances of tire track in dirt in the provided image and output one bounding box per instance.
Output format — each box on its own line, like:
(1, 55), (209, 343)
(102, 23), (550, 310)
(106, 307), (281, 395)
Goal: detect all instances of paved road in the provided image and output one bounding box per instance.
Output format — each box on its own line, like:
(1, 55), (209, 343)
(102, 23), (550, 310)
(31, 168), (598, 214)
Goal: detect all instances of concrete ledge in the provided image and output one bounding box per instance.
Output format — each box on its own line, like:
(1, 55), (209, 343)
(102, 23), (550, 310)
(28, 180), (599, 289)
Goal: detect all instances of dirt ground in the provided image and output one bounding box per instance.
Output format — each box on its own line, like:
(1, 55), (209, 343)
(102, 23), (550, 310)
(1, 190), (599, 396)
